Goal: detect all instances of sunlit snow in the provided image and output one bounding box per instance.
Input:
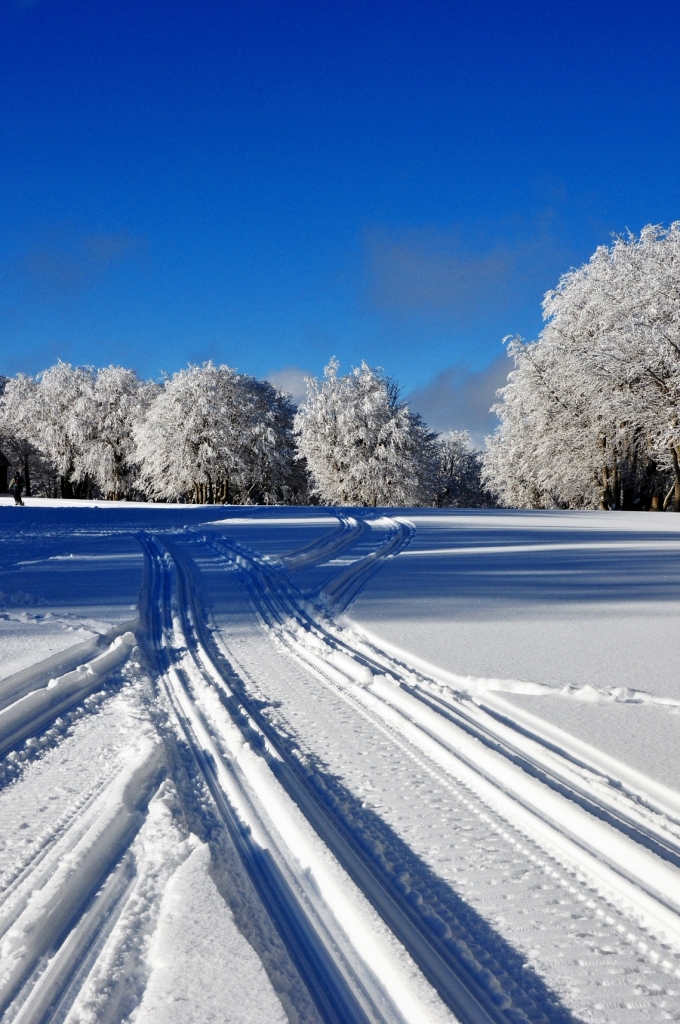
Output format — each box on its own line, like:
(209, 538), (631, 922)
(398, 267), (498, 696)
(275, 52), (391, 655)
(1, 498), (680, 1024)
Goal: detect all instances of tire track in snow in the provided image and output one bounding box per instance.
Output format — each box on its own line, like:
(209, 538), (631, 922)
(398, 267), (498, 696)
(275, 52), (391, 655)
(195, 522), (680, 1022)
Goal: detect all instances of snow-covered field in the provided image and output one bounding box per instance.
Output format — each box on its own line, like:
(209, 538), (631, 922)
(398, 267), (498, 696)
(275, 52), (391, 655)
(1, 499), (680, 1024)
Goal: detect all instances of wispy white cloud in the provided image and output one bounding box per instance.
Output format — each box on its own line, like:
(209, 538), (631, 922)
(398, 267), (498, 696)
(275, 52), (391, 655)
(408, 355), (512, 448)
(265, 365), (313, 405)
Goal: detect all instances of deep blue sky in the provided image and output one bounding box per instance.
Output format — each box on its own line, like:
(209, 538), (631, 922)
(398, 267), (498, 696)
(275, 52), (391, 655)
(1, 0), (679, 436)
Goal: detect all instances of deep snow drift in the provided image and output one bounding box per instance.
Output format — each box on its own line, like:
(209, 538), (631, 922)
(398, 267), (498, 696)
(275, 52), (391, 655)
(1, 498), (679, 1024)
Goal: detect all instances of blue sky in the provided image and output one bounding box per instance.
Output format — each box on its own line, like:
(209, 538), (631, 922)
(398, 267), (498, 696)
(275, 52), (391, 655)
(1, 0), (679, 438)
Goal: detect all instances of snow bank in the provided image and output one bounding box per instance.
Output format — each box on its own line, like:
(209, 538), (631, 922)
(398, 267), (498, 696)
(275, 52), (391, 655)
(0, 632), (137, 759)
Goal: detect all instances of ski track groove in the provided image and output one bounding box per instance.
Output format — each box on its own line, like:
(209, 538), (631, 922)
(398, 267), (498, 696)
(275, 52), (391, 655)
(203, 525), (680, 934)
(183, 527), (566, 1023)
(138, 529), (463, 1024)
(0, 604), (163, 1023)
(278, 512), (368, 570)
(0, 739), (165, 1023)
(193, 517), (680, 1023)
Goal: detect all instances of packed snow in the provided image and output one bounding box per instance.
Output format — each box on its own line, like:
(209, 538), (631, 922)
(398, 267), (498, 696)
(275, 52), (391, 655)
(1, 498), (680, 1024)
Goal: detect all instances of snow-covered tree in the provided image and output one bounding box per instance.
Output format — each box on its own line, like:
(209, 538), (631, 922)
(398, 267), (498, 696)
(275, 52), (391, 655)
(25, 362), (96, 498)
(70, 366), (158, 499)
(0, 376), (56, 496)
(237, 377), (309, 504)
(435, 431), (494, 507)
(0, 373), (62, 496)
(294, 359), (439, 506)
(484, 224), (680, 510)
(0, 363), (156, 499)
(549, 223), (680, 509)
(132, 362), (302, 503)
(4, 355), (500, 509)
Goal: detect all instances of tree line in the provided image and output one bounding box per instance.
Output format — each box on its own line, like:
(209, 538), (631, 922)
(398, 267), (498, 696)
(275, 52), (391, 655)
(0, 358), (492, 508)
(6, 223), (677, 513)
(483, 223), (680, 511)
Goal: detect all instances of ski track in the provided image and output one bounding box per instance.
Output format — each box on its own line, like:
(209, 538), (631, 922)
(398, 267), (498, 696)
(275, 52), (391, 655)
(0, 589), (174, 1024)
(277, 512), (368, 570)
(137, 529), (459, 1024)
(0, 512), (359, 1024)
(0, 711), (167, 1023)
(1, 510), (680, 1023)
(189, 517), (680, 1023)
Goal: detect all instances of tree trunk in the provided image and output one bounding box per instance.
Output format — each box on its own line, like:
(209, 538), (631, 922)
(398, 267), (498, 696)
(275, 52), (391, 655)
(600, 467), (612, 510)
(671, 447), (680, 512)
(663, 483), (676, 511)
(612, 467), (620, 509)
(23, 455), (31, 498)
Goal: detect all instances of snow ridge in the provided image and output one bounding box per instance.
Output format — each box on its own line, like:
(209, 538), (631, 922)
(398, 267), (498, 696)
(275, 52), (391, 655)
(0, 739), (164, 1021)
(0, 633), (136, 761)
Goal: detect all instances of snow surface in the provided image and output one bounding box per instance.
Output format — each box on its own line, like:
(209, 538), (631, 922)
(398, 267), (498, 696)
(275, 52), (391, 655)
(134, 842), (288, 1024)
(1, 501), (680, 1024)
(348, 510), (680, 773)
(0, 618), (96, 682)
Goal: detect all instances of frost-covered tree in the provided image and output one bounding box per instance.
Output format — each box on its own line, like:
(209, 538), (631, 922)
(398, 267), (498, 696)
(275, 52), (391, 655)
(435, 431), (494, 508)
(295, 359), (439, 506)
(132, 362), (302, 503)
(6, 356), (491, 507)
(0, 373), (65, 496)
(1, 363), (154, 499)
(484, 224), (680, 510)
(482, 334), (633, 510)
(71, 366), (158, 499)
(237, 378), (309, 504)
(0, 376), (56, 496)
(25, 362), (96, 498)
